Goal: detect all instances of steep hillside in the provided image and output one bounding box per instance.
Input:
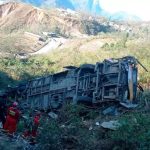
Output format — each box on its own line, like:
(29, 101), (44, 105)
(0, 2), (118, 54)
(0, 2), (149, 55)
(0, 2), (56, 32)
(0, 2), (113, 35)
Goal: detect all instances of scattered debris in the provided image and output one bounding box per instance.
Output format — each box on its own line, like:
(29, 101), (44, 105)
(101, 120), (121, 130)
(22, 115), (28, 120)
(95, 122), (100, 126)
(48, 112), (58, 119)
(102, 106), (119, 116)
(120, 102), (138, 109)
(89, 126), (93, 130)
(60, 125), (65, 128)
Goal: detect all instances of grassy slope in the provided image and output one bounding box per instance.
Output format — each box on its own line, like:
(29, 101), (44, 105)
(0, 33), (150, 150)
(0, 32), (150, 88)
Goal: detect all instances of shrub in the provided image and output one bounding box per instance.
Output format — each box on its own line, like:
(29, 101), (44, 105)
(109, 114), (150, 149)
(38, 105), (100, 150)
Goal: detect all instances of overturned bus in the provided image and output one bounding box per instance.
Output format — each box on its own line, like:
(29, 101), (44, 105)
(25, 56), (138, 110)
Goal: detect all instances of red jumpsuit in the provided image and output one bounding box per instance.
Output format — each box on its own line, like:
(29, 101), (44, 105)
(32, 115), (40, 137)
(4, 107), (20, 134)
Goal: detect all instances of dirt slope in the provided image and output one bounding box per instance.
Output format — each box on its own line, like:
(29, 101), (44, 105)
(0, 2), (113, 36)
(0, 2), (52, 31)
(0, 2), (118, 54)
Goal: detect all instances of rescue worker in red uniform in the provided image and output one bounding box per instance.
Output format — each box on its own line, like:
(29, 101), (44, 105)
(32, 112), (41, 138)
(4, 102), (20, 134)
(23, 112), (41, 139)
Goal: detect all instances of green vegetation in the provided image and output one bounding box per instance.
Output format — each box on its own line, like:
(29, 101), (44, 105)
(0, 56), (55, 88)
(109, 113), (150, 150)
(37, 105), (107, 150)
(0, 28), (150, 149)
(0, 32), (149, 89)
(37, 101), (150, 150)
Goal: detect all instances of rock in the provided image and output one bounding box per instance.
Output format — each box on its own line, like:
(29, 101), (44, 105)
(22, 115), (28, 120)
(60, 125), (65, 128)
(95, 122), (100, 126)
(101, 120), (121, 130)
(102, 106), (119, 116)
(89, 126), (93, 130)
(48, 112), (58, 119)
